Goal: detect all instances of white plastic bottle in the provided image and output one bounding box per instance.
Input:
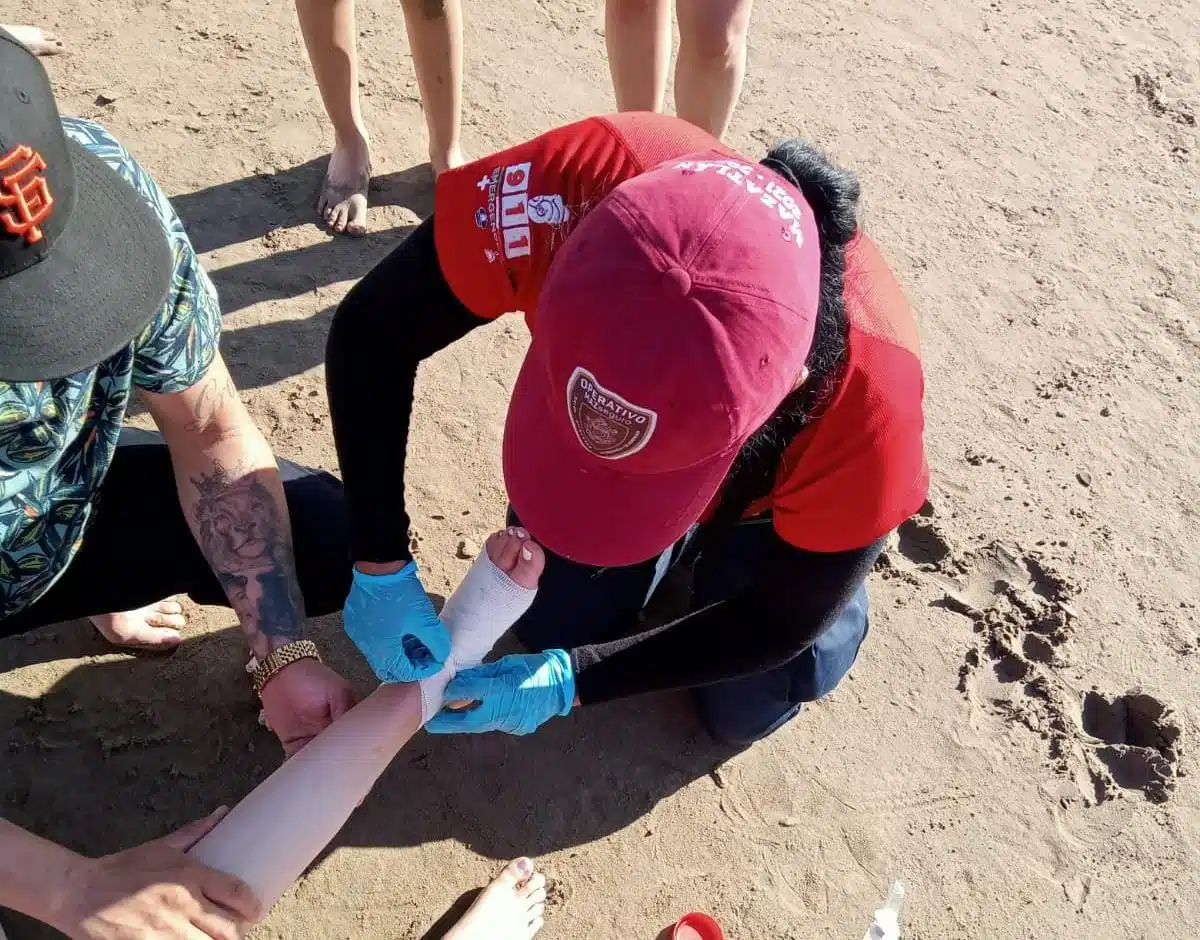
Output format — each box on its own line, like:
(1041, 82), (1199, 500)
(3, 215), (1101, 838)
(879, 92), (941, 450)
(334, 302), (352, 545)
(862, 880), (906, 940)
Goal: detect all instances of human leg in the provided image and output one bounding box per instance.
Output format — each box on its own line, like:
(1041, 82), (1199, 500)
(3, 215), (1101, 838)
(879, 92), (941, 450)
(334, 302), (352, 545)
(444, 858), (548, 940)
(0, 440), (351, 638)
(693, 586), (870, 745)
(188, 529), (544, 916)
(673, 0), (754, 138)
(687, 519), (873, 745)
(604, 0), (672, 113)
(295, 0), (373, 235)
(399, 0), (465, 175)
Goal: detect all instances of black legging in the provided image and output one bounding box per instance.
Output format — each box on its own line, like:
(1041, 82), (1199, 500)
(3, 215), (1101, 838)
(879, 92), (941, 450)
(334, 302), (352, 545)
(0, 442), (351, 638)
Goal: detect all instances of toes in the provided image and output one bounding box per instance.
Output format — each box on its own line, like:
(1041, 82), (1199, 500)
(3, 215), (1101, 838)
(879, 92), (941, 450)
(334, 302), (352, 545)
(319, 142), (371, 235)
(344, 197), (368, 237)
(485, 530), (522, 574)
(523, 886), (547, 909)
(528, 915), (545, 937)
(146, 611), (187, 630)
(483, 527), (544, 589)
(91, 602), (187, 649)
(127, 625), (184, 649)
(509, 537), (545, 591)
(518, 873), (546, 899)
(494, 857), (535, 890)
(145, 611), (187, 630)
(35, 32), (65, 56)
(6, 26), (66, 56)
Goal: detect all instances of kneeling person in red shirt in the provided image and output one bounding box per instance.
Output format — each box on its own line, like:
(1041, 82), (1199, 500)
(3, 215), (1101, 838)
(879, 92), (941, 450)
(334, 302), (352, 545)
(328, 112), (928, 745)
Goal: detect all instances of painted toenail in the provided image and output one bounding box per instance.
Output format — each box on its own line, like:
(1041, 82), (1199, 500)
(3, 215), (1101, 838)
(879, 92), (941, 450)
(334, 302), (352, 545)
(516, 528), (528, 539)
(517, 858), (533, 875)
(521, 547), (533, 561)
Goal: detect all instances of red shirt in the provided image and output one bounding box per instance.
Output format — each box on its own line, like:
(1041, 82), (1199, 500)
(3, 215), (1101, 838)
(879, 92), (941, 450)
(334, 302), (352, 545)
(436, 113), (928, 553)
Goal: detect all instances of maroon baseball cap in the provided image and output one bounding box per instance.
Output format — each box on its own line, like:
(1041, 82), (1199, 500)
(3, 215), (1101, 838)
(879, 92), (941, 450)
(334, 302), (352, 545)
(503, 151), (822, 567)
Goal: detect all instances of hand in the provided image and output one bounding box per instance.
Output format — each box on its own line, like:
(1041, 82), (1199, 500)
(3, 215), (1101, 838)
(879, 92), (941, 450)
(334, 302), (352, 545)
(343, 562), (451, 683)
(260, 658), (358, 757)
(425, 650), (575, 736)
(56, 808), (261, 940)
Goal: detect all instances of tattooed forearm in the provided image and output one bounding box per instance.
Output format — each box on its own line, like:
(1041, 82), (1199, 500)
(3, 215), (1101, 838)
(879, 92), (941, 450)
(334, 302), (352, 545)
(190, 458), (306, 657)
(183, 368), (238, 433)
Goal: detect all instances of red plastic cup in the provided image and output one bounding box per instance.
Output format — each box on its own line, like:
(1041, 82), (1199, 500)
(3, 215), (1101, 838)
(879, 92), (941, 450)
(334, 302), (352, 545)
(672, 912), (724, 940)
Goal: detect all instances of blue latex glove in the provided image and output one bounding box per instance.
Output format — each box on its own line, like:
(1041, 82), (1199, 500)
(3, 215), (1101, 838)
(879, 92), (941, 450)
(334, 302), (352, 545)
(343, 562), (451, 682)
(425, 649), (575, 736)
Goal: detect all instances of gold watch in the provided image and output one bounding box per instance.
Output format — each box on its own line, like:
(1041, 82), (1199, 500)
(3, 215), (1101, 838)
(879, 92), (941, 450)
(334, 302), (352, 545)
(251, 640), (322, 697)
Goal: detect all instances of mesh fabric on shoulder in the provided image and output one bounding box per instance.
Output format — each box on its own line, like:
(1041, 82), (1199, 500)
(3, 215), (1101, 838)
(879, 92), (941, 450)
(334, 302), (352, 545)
(597, 112), (734, 173)
(843, 234), (921, 356)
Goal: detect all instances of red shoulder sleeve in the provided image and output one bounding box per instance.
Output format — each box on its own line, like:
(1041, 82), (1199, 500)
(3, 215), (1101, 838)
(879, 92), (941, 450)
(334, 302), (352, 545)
(769, 235), (928, 551)
(434, 114), (727, 321)
(434, 118), (636, 320)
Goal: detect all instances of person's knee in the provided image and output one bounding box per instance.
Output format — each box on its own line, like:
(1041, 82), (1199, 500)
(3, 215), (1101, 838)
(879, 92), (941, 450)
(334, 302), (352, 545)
(400, 0), (449, 17)
(697, 694), (800, 747)
(677, 4), (750, 68)
(692, 666), (798, 747)
(607, 0), (661, 22)
(795, 590), (871, 701)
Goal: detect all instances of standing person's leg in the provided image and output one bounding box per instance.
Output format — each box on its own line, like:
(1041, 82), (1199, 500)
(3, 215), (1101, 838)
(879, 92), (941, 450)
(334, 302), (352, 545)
(688, 519), (875, 746)
(0, 439), (351, 640)
(398, 0), (465, 175)
(296, 0), (373, 236)
(604, 0), (672, 114)
(673, 0), (754, 138)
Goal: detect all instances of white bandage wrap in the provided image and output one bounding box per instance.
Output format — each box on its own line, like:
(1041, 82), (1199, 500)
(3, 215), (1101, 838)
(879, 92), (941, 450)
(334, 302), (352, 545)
(418, 550), (536, 723)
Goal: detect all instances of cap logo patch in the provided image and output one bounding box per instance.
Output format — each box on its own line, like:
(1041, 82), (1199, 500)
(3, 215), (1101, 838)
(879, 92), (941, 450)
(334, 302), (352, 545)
(0, 145), (54, 245)
(566, 367), (657, 460)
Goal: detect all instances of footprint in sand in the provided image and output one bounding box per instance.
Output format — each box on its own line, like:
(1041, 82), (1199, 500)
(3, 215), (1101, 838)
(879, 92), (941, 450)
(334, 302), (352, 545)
(894, 498), (1183, 806)
(948, 546), (1182, 805)
(895, 510), (954, 567)
(1080, 689), (1182, 804)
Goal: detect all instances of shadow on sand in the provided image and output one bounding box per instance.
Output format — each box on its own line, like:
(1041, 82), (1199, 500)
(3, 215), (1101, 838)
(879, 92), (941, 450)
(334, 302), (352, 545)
(0, 598), (733, 938)
(167, 158), (434, 391)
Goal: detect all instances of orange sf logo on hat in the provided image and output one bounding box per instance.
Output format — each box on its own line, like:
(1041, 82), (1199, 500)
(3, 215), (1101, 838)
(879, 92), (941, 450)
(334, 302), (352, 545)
(0, 144), (54, 245)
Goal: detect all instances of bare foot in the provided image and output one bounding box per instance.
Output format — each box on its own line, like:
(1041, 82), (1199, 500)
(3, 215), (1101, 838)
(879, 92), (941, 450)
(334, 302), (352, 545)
(317, 134), (371, 237)
(444, 858), (547, 940)
(431, 143), (467, 178)
(484, 526), (544, 589)
(440, 527), (544, 712)
(89, 599), (186, 650)
(2, 25), (65, 56)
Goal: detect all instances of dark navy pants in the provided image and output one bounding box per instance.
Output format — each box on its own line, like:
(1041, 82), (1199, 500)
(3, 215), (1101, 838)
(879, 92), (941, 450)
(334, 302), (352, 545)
(509, 514), (871, 746)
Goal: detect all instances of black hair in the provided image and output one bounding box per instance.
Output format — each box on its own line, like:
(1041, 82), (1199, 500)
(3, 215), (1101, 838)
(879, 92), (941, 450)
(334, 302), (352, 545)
(703, 141), (861, 543)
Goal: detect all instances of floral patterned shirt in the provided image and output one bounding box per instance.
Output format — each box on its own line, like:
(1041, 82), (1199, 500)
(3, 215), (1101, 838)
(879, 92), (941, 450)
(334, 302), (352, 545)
(0, 118), (220, 619)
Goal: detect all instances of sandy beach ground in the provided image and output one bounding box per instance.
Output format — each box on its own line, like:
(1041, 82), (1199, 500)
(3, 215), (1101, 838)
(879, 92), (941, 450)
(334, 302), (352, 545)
(2, 0), (1197, 936)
